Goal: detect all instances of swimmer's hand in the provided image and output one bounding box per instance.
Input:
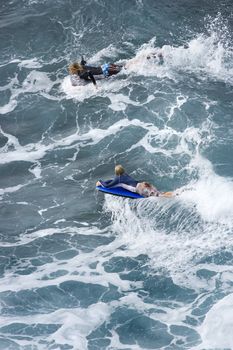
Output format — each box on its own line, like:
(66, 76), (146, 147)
(96, 181), (101, 186)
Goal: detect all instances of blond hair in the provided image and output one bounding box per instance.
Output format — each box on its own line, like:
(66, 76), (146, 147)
(115, 164), (125, 176)
(68, 62), (84, 75)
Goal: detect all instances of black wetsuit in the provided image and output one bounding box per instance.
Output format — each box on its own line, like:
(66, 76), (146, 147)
(78, 65), (103, 85)
(70, 59), (122, 86)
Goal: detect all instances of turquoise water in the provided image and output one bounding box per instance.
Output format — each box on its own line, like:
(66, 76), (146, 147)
(1, 0), (233, 349)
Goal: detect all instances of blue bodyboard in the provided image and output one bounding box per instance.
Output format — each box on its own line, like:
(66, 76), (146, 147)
(96, 186), (143, 199)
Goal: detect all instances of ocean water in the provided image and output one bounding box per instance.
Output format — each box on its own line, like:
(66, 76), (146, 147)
(1, 0), (233, 349)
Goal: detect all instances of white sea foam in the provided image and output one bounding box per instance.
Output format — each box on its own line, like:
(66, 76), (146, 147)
(108, 92), (154, 111)
(0, 303), (111, 349)
(61, 75), (99, 101)
(0, 238), (140, 293)
(0, 58), (42, 69)
(22, 70), (53, 93)
(0, 70), (57, 115)
(161, 33), (233, 84)
(0, 117), (156, 165)
(128, 120), (207, 158)
(124, 40), (171, 79)
(88, 44), (123, 64)
(124, 21), (233, 84)
(61, 73), (130, 102)
(167, 94), (188, 120)
(195, 293), (233, 349)
(0, 99), (18, 115)
(11, 58), (43, 69)
(0, 184), (26, 200)
(29, 162), (42, 179)
(183, 155), (233, 224)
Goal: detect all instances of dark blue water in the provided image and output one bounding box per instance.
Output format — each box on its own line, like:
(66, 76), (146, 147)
(1, 0), (233, 349)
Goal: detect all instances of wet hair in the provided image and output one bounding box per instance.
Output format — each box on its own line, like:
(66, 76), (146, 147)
(115, 164), (125, 176)
(68, 62), (84, 75)
(143, 182), (151, 188)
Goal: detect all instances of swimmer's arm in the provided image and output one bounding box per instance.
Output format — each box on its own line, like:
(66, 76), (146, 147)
(88, 72), (97, 87)
(80, 57), (87, 65)
(79, 71), (97, 88)
(97, 177), (119, 188)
